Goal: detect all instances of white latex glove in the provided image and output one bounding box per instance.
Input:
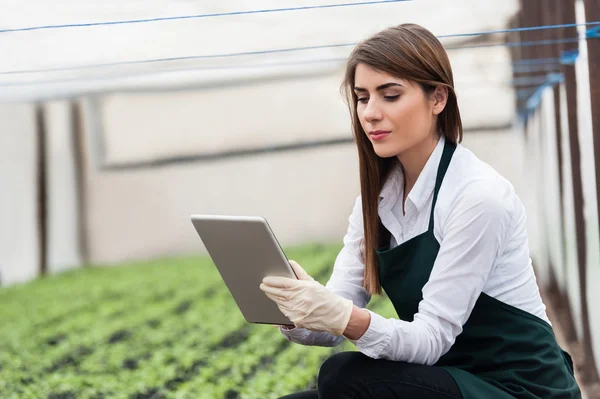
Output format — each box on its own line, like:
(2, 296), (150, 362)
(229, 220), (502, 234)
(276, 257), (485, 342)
(260, 260), (354, 336)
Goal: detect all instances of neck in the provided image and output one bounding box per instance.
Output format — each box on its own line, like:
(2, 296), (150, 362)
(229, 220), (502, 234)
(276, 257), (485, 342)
(397, 134), (440, 195)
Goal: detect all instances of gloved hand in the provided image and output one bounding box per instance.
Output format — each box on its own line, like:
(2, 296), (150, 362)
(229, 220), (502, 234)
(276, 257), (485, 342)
(260, 260), (354, 336)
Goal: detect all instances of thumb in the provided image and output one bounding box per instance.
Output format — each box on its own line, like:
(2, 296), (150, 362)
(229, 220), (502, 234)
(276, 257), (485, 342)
(289, 260), (314, 281)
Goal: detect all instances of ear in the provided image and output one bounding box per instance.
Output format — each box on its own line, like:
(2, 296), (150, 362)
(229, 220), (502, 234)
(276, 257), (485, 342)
(431, 85), (449, 116)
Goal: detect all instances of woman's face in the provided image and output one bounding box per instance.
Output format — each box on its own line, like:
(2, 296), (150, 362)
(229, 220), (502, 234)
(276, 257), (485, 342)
(354, 63), (444, 159)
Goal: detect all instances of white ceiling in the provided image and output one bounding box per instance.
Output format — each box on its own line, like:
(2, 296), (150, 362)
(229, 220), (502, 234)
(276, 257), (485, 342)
(0, 0), (520, 102)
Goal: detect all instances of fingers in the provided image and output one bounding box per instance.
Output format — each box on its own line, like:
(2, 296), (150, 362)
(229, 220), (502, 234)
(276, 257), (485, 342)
(261, 284), (302, 305)
(263, 291), (295, 316)
(272, 324), (296, 330)
(259, 283), (288, 298)
(262, 288), (283, 301)
(262, 276), (298, 289)
(265, 293), (296, 321)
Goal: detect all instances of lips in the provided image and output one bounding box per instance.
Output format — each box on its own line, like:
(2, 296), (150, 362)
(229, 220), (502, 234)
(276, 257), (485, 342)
(369, 130), (390, 141)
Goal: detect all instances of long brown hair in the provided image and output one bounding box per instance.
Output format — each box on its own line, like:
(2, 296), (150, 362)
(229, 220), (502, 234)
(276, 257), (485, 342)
(341, 23), (463, 295)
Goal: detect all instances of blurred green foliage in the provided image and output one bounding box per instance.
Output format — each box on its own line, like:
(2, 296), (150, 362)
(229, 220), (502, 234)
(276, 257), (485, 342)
(0, 243), (397, 399)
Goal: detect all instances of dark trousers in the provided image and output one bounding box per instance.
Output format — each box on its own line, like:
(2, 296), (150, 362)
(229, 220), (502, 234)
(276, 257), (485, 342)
(280, 351), (463, 399)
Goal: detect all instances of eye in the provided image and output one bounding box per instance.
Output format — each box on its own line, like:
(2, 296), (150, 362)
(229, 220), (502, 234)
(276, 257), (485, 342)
(357, 97), (369, 104)
(384, 95), (400, 101)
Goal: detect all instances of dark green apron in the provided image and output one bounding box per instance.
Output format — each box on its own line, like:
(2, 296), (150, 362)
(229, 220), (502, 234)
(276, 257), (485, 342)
(376, 140), (581, 399)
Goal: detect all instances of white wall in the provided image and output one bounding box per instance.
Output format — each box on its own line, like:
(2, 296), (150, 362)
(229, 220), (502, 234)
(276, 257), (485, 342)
(95, 49), (517, 169)
(540, 88), (566, 289)
(82, 140), (362, 265)
(559, 82), (583, 340)
(99, 71), (352, 166)
(0, 103), (40, 285)
(44, 100), (81, 273)
(523, 108), (551, 288)
(576, 0), (600, 372)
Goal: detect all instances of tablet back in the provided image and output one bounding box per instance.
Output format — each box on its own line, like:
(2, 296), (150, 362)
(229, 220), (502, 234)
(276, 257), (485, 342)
(190, 214), (297, 326)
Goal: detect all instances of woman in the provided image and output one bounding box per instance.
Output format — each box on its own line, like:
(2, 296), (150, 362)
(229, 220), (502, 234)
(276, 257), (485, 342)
(259, 23), (581, 399)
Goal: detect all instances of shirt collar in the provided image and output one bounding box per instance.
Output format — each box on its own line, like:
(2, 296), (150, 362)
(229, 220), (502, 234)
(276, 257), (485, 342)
(379, 135), (445, 213)
(407, 135), (445, 213)
(379, 162), (403, 212)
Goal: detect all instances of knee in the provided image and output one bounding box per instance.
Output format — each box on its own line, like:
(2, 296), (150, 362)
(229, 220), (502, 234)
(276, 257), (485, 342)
(317, 351), (368, 396)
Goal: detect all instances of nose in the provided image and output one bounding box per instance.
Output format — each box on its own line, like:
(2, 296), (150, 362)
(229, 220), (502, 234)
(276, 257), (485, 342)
(362, 98), (382, 123)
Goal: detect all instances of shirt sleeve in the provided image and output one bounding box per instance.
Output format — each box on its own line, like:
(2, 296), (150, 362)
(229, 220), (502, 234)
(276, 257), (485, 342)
(351, 179), (514, 365)
(280, 195), (373, 346)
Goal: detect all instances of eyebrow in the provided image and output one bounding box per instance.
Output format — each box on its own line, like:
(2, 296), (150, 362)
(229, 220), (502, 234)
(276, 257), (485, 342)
(353, 82), (403, 92)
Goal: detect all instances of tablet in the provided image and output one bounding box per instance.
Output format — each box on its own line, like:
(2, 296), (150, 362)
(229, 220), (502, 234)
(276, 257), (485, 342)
(190, 214), (298, 326)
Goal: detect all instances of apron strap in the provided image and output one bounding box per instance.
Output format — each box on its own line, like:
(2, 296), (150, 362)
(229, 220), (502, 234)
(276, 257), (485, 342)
(428, 139), (457, 232)
(378, 216), (392, 249)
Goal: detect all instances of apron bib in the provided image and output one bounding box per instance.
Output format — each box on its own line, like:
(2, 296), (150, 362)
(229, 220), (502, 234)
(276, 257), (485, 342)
(376, 140), (581, 399)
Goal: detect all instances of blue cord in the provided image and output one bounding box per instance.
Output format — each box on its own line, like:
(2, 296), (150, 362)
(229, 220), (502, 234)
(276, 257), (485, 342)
(523, 73), (564, 112)
(0, 35), (588, 77)
(446, 37), (582, 51)
(0, 44), (356, 75)
(438, 21), (600, 39)
(0, 1), (411, 33)
(1, 55), (570, 87)
(0, 57), (349, 87)
(512, 57), (561, 65)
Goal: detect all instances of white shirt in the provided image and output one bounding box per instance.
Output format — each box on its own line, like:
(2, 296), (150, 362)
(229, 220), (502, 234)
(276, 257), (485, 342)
(281, 135), (550, 365)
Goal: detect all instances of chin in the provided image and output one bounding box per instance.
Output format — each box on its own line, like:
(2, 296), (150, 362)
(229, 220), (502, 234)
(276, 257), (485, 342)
(373, 148), (400, 158)
(372, 143), (402, 158)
